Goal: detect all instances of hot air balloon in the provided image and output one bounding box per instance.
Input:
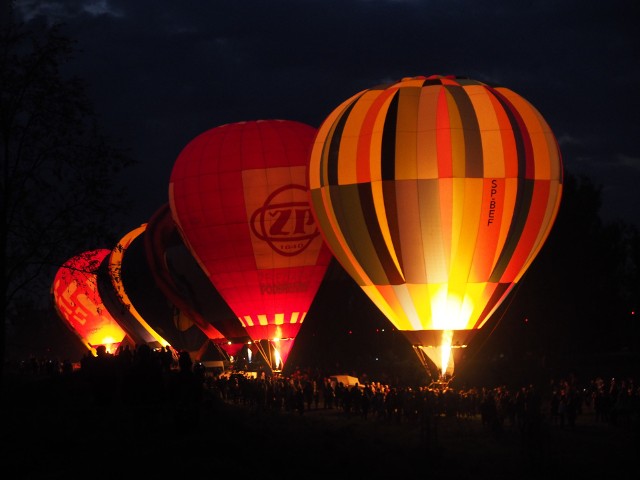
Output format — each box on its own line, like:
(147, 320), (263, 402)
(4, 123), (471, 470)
(145, 203), (252, 363)
(51, 249), (131, 354)
(169, 120), (333, 373)
(112, 217), (216, 361)
(308, 75), (563, 382)
(97, 225), (169, 350)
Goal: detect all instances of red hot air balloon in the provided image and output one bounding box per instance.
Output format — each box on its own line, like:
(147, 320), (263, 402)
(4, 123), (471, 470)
(169, 120), (333, 372)
(308, 75), (563, 381)
(51, 249), (130, 354)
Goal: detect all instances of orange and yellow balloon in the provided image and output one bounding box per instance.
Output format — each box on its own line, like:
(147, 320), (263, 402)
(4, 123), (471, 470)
(308, 75), (563, 379)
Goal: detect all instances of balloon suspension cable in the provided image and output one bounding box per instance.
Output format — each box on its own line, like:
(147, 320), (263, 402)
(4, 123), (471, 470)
(250, 340), (273, 373)
(251, 339), (287, 374)
(412, 346), (439, 383)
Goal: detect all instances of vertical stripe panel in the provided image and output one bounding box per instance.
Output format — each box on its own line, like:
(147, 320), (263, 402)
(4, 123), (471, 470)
(448, 85), (483, 178)
(490, 178), (535, 281)
(395, 87), (421, 180)
(436, 88), (453, 178)
(445, 89), (467, 179)
(417, 85), (441, 179)
(360, 88), (397, 183)
(396, 178), (425, 283)
(381, 95), (399, 181)
(502, 179), (551, 281)
(419, 179), (447, 283)
(467, 85), (505, 178)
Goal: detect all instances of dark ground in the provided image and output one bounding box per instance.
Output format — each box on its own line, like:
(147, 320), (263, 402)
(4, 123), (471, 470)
(1, 372), (638, 480)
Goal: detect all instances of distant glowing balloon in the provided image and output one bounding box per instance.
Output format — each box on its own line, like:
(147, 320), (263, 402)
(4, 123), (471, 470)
(97, 225), (169, 349)
(51, 249), (129, 354)
(308, 75), (563, 380)
(169, 120), (333, 372)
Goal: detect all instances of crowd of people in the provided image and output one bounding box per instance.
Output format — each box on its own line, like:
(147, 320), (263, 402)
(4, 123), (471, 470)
(3, 344), (639, 479)
(5, 342), (639, 438)
(218, 369), (640, 436)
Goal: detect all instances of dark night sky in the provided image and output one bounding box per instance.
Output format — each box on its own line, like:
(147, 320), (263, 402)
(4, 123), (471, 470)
(13, 0), (640, 230)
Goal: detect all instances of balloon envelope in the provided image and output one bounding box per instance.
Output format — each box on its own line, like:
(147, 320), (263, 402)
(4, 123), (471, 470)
(51, 249), (129, 354)
(145, 203), (251, 360)
(169, 120), (333, 371)
(117, 219), (213, 358)
(308, 75), (563, 378)
(97, 225), (169, 349)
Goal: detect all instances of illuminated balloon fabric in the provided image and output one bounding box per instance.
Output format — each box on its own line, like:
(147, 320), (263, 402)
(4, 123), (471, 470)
(145, 203), (228, 342)
(96, 225), (168, 349)
(119, 218), (211, 356)
(169, 120), (333, 367)
(51, 249), (129, 353)
(308, 75), (563, 372)
(160, 241), (253, 359)
(145, 203), (251, 356)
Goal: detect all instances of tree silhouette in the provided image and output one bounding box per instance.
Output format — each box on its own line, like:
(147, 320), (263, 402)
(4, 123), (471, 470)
(1, 18), (134, 381)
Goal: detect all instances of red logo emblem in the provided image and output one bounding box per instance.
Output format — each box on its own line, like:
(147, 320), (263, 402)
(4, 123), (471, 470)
(250, 184), (320, 256)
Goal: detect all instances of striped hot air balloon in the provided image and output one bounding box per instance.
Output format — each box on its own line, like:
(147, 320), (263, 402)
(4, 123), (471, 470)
(308, 75), (563, 381)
